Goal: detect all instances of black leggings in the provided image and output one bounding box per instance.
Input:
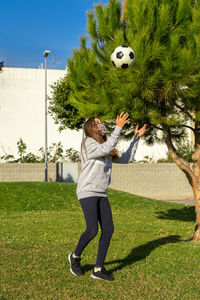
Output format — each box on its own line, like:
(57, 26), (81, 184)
(74, 196), (114, 268)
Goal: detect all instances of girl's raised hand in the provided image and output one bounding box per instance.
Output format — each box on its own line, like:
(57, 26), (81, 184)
(134, 124), (147, 138)
(116, 112), (130, 128)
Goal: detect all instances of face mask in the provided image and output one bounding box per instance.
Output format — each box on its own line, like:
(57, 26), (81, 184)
(96, 122), (106, 135)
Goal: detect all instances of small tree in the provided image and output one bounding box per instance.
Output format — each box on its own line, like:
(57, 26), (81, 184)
(17, 138), (27, 162)
(49, 76), (84, 131)
(0, 61), (4, 72)
(62, 0), (200, 241)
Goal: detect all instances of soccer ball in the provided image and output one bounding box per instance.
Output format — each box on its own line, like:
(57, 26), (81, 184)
(111, 46), (135, 69)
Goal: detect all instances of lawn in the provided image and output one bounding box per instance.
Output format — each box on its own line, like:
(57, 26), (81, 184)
(0, 182), (200, 299)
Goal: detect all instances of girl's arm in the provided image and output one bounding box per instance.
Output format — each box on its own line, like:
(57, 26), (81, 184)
(114, 136), (139, 164)
(86, 112), (130, 159)
(114, 124), (147, 164)
(86, 126), (122, 159)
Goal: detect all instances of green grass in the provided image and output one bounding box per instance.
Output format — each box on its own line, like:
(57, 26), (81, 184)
(0, 182), (200, 300)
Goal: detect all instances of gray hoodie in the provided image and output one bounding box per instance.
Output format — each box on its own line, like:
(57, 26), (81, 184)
(76, 125), (139, 200)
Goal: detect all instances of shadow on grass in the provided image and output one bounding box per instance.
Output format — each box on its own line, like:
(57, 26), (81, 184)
(103, 235), (183, 273)
(156, 206), (196, 222)
(82, 235), (183, 274)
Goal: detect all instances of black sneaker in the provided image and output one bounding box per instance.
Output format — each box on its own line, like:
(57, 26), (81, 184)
(68, 252), (84, 276)
(91, 267), (114, 281)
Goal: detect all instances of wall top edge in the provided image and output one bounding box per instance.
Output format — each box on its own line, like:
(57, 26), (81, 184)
(2, 67), (67, 72)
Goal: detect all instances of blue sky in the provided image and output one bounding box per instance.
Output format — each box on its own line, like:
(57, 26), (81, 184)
(0, 0), (111, 69)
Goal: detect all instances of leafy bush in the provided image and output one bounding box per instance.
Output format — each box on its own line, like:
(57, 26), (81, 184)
(65, 148), (80, 162)
(0, 139), (80, 163)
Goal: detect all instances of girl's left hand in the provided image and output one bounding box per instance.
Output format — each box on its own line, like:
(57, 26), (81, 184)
(134, 124), (147, 138)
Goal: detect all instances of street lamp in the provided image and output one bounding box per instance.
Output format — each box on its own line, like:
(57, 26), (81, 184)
(43, 50), (50, 182)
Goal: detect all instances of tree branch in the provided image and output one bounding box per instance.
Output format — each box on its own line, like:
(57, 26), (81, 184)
(108, 35), (115, 42)
(163, 127), (194, 185)
(150, 124), (163, 131)
(182, 125), (195, 131)
(193, 122), (200, 149)
(174, 103), (195, 122)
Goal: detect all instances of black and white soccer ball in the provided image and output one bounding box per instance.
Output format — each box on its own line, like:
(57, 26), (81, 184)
(111, 45), (135, 69)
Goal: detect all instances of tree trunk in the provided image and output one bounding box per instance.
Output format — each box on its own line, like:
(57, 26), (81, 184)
(163, 127), (200, 242)
(191, 179), (200, 241)
(191, 142), (200, 241)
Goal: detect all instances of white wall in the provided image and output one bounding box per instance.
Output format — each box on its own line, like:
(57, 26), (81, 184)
(0, 67), (82, 158)
(118, 138), (168, 162)
(0, 67), (168, 161)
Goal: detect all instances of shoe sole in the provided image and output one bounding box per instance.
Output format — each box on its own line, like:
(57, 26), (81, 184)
(91, 274), (113, 281)
(68, 253), (78, 276)
(91, 274), (103, 280)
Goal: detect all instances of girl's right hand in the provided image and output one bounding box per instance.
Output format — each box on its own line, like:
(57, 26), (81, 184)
(116, 112), (130, 128)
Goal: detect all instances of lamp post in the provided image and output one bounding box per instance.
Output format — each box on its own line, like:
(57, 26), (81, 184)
(43, 50), (50, 182)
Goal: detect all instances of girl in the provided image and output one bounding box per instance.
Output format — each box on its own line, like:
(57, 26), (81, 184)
(68, 112), (146, 281)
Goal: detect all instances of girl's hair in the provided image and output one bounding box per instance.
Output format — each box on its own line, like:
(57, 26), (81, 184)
(81, 117), (119, 161)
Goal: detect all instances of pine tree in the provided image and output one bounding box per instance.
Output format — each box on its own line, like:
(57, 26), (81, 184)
(53, 0), (200, 241)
